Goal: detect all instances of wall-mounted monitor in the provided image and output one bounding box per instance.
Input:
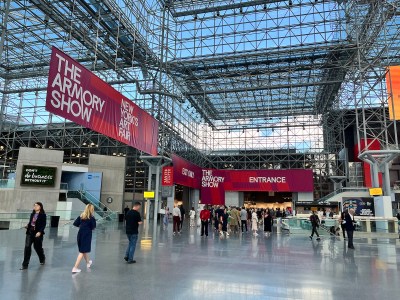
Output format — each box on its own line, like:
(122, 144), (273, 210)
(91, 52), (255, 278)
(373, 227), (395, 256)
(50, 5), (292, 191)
(21, 165), (57, 187)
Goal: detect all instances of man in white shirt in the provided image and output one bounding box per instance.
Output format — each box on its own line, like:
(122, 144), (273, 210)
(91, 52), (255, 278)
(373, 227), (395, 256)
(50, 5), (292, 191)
(172, 205), (181, 235)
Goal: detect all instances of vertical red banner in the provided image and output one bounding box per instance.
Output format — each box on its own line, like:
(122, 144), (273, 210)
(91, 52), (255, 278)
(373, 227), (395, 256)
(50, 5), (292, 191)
(161, 166), (174, 186)
(201, 169), (226, 205)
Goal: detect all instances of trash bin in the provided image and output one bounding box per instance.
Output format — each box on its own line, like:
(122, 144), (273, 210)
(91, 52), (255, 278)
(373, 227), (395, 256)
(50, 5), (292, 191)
(118, 213), (124, 222)
(50, 216), (60, 228)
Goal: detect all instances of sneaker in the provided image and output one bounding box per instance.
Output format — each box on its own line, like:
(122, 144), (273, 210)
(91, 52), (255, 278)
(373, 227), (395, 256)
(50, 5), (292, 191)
(19, 266), (28, 270)
(226, 232), (230, 236)
(309, 236), (313, 240)
(40, 259), (45, 265)
(124, 257), (128, 262)
(72, 267), (81, 273)
(127, 260), (136, 264)
(87, 260), (93, 268)
(316, 237), (321, 241)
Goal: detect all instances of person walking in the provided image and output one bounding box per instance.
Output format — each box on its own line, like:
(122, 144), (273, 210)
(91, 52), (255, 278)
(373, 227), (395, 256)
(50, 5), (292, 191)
(309, 211), (321, 241)
(163, 207), (170, 229)
(172, 205), (181, 235)
(200, 205), (211, 237)
(124, 202), (143, 263)
(20, 202), (47, 270)
(72, 204), (96, 273)
(240, 207), (248, 233)
(179, 205), (186, 230)
(340, 211), (346, 239)
(220, 207), (229, 237)
(229, 207), (240, 234)
(252, 210), (259, 237)
(344, 208), (356, 249)
(263, 210), (273, 236)
(189, 207), (196, 227)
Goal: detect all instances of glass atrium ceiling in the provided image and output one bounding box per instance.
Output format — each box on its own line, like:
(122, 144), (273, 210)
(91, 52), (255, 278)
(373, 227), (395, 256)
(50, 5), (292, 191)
(0, 0), (400, 156)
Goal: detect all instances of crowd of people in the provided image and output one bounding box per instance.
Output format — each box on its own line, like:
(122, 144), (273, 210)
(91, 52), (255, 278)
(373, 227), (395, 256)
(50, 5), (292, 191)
(21, 200), (392, 272)
(163, 205), (286, 238)
(19, 201), (143, 273)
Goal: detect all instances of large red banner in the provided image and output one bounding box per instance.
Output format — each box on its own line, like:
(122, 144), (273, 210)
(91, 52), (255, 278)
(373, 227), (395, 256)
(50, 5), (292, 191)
(171, 152), (313, 205)
(224, 169), (313, 192)
(46, 47), (158, 155)
(171, 154), (202, 189)
(200, 169), (313, 205)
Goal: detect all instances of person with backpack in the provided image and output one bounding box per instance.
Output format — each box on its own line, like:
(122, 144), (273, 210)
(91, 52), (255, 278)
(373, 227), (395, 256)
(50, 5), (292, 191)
(309, 211), (321, 241)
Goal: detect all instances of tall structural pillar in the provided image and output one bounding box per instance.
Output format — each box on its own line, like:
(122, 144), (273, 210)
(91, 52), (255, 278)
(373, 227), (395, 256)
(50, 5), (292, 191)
(359, 150), (400, 222)
(141, 155), (172, 223)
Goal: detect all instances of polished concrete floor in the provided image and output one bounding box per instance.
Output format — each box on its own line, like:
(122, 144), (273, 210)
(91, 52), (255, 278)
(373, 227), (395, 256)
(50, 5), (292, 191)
(0, 220), (399, 300)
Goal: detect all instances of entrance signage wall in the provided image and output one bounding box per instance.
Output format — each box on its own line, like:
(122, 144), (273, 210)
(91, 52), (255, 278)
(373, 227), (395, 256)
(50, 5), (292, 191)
(172, 154), (314, 205)
(46, 47), (158, 155)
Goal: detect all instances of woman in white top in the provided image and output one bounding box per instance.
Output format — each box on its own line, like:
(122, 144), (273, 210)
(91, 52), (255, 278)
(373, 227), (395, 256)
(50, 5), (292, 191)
(189, 207), (196, 227)
(251, 210), (259, 236)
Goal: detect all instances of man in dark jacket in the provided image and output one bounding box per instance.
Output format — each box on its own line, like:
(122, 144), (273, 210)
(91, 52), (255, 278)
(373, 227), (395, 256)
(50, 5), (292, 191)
(344, 208), (356, 249)
(124, 202), (143, 263)
(309, 211), (321, 241)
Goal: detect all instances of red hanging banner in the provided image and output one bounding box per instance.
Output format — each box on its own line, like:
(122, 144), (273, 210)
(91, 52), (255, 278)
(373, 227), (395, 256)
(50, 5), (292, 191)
(46, 47), (159, 155)
(161, 166), (174, 186)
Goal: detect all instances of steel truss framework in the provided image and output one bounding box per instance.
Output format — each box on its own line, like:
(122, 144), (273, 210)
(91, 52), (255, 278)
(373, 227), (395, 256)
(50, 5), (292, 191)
(0, 0), (400, 199)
